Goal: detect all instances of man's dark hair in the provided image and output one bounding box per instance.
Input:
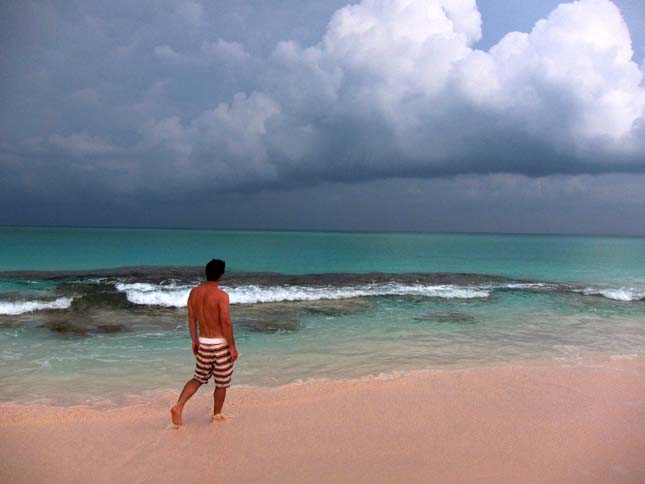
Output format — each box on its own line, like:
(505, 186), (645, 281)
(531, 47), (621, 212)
(205, 259), (226, 281)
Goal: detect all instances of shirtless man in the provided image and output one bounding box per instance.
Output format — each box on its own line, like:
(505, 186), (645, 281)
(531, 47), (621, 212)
(170, 259), (239, 426)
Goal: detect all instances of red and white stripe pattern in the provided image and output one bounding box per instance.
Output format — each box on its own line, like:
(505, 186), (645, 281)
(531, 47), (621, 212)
(194, 342), (233, 388)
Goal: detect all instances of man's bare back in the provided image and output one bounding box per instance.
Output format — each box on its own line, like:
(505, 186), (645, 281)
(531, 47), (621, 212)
(188, 281), (238, 362)
(189, 282), (229, 338)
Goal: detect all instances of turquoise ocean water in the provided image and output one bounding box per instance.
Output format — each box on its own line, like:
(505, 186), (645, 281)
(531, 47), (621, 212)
(1, 226), (644, 406)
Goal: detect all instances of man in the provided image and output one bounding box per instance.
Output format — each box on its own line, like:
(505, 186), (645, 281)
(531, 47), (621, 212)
(170, 259), (239, 426)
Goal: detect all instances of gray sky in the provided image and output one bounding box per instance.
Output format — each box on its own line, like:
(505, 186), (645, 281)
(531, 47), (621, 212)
(2, 0), (645, 235)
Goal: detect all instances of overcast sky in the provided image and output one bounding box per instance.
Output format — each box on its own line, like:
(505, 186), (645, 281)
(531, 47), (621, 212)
(1, 0), (645, 235)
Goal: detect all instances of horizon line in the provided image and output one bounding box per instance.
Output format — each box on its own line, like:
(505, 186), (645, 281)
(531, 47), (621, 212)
(1, 223), (644, 239)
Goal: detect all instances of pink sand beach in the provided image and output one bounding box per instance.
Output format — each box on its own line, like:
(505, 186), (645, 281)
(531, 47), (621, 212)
(1, 358), (644, 483)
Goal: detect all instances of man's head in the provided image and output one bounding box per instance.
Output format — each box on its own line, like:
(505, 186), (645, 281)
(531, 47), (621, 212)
(205, 259), (226, 281)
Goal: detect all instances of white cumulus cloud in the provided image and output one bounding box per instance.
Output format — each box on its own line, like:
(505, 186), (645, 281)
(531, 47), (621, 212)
(140, 0), (645, 191)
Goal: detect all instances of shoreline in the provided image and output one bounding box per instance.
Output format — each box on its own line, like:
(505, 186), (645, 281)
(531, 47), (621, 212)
(1, 353), (642, 410)
(2, 358), (644, 483)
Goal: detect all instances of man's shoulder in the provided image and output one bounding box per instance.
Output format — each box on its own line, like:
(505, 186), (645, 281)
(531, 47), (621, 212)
(194, 284), (228, 295)
(191, 283), (228, 299)
(189, 283), (210, 296)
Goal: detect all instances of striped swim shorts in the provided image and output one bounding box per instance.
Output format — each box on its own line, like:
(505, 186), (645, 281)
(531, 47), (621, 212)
(194, 341), (234, 388)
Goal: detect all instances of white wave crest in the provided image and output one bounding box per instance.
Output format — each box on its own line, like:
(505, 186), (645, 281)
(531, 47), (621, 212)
(115, 282), (490, 307)
(115, 283), (191, 307)
(493, 282), (552, 290)
(230, 284), (489, 304)
(580, 287), (644, 302)
(0, 297), (74, 315)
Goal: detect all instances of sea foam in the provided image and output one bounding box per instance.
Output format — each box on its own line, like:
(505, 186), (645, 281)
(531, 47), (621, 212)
(114, 282), (191, 307)
(579, 287), (645, 302)
(0, 297), (74, 315)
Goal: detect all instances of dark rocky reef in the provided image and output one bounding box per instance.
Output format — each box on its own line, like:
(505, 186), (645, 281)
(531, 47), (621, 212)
(231, 298), (370, 333)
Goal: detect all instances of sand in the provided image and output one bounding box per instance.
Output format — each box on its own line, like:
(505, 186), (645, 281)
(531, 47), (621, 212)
(2, 358), (645, 484)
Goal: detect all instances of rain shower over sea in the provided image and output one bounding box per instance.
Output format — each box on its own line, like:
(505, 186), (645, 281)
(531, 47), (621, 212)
(1, 226), (644, 406)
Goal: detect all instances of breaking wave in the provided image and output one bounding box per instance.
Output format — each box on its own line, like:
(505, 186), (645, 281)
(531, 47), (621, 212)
(0, 297), (74, 315)
(114, 282), (490, 307)
(114, 282), (191, 307)
(578, 287), (645, 302)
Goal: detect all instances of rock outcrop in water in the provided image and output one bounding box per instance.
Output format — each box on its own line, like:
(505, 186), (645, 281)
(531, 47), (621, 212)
(232, 298), (371, 333)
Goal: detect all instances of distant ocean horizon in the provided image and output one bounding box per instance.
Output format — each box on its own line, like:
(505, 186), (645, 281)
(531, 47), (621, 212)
(1, 225), (644, 406)
(4, 223), (645, 238)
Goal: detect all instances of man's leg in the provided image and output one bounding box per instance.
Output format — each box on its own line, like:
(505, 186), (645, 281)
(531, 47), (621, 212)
(170, 378), (203, 426)
(213, 387), (226, 417)
(212, 344), (233, 420)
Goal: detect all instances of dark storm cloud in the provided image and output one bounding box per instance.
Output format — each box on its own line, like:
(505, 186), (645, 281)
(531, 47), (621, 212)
(1, 0), (644, 233)
(9, 173), (645, 236)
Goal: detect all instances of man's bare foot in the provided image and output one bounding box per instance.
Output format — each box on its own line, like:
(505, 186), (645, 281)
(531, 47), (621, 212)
(170, 405), (183, 426)
(211, 413), (231, 422)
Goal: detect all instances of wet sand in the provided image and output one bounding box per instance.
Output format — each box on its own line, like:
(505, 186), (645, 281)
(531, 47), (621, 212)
(1, 358), (644, 484)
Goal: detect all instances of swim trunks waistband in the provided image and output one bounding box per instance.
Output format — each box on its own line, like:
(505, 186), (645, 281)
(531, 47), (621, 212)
(199, 336), (227, 345)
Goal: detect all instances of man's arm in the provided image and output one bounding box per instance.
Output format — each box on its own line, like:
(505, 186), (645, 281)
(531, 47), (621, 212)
(219, 292), (238, 362)
(188, 290), (199, 355)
